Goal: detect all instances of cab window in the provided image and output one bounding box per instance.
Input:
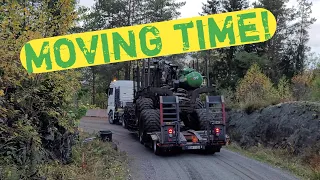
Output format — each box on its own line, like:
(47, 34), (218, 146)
(108, 88), (113, 96)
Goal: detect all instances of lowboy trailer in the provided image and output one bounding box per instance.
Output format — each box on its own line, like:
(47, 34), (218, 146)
(143, 95), (227, 155)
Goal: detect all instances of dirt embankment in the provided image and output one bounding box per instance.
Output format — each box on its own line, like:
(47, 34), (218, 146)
(226, 101), (320, 155)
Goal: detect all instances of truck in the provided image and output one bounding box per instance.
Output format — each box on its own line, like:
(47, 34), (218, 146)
(123, 58), (227, 155)
(106, 80), (135, 125)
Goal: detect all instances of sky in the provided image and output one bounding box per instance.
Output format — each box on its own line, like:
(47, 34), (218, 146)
(79, 0), (320, 54)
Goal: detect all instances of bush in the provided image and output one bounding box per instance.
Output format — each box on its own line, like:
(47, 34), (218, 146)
(291, 65), (320, 102)
(277, 76), (294, 102)
(219, 87), (237, 109)
(310, 66), (320, 101)
(1, 133), (129, 180)
(235, 64), (279, 112)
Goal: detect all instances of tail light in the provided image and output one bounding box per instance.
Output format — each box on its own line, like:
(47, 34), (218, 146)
(215, 128), (220, 136)
(168, 128), (173, 137)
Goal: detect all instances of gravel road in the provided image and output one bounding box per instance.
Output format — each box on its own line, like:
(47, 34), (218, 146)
(80, 117), (301, 180)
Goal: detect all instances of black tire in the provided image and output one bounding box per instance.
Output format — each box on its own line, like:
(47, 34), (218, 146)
(123, 104), (135, 128)
(139, 109), (160, 143)
(121, 114), (126, 128)
(194, 109), (216, 130)
(140, 109), (160, 133)
(204, 146), (216, 155)
(136, 97), (154, 112)
(108, 111), (114, 124)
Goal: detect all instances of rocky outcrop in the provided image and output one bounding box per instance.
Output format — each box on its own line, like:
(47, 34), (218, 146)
(226, 101), (320, 155)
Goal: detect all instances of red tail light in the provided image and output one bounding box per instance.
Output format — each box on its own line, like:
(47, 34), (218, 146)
(215, 128), (220, 133)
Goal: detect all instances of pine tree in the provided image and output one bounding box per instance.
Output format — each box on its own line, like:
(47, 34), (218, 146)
(253, 0), (292, 82)
(290, 0), (316, 74)
(201, 0), (222, 15)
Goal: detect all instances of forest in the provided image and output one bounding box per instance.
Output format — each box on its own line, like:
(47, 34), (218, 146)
(0, 0), (319, 179)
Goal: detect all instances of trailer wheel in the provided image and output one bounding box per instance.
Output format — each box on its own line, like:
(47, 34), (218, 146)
(108, 111), (114, 124)
(140, 109), (160, 133)
(139, 109), (160, 143)
(123, 103), (136, 130)
(121, 114), (126, 128)
(204, 146), (216, 155)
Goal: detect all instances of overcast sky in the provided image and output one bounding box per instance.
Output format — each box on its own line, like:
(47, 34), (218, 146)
(79, 0), (320, 53)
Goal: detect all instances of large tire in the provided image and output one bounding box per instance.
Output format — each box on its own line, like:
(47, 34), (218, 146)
(123, 104), (135, 129)
(136, 97), (154, 112)
(194, 109), (216, 130)
(108, 111), (114, 124)
(140, 109), (160, 133)
(139, 109), (160, 143)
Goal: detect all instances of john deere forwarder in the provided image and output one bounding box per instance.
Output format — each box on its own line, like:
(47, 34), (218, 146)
(123, 58), (227, 155)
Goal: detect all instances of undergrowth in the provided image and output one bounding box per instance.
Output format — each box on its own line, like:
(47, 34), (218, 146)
(225, 143), (320, 180)
(0, 132), (129, 180)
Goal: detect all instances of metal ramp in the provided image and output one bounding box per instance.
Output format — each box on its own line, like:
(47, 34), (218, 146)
(206, 95), (226, 124)
(206, 96), (226, 124)
(204, 95), (226, 144)
(158, 96), (181, 145)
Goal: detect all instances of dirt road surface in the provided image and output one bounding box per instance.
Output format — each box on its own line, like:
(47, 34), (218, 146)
(80, 117), (300, 180)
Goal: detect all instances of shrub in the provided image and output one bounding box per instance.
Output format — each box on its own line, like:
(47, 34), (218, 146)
(1, 133), (129, 180)
(310, 66), (320, 101)
(291, 72), (313, 101)
(277, 76), (294, 102)
(235, 63), (279, 112)
(219, 87), (237, 109)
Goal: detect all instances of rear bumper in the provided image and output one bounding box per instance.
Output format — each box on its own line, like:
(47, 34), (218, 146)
(157, 141), (225, 150)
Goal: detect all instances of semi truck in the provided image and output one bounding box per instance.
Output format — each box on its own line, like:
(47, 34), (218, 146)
(106, 80), (135, 125)
(123, 58), (227, 155)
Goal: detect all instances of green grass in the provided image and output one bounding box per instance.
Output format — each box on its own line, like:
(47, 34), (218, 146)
(0, 132), (130, 180)
(225, 143), (320, 180)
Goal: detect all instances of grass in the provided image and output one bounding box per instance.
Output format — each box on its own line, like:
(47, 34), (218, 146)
(225, 143), (320, 180)
(39, 132), (129, 180)
(0, 132), (130, 180)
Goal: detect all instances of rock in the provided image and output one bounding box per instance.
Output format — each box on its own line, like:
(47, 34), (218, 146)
(226, 101), (320, 155)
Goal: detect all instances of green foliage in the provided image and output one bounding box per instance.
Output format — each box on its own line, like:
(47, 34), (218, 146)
(0, 0), (87, 178)
(291, 72), (314, 101)
(235, 64), (279, 112)
(197, 0), (317, 89)
(219, 87), (237, 109)
(76, 103), (98, 120)
(310, 65), (320, 101)
(277, 76), (293, 102)
(1, 133), (129, 180)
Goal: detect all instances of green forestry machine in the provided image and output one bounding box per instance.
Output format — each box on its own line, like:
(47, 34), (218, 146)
(123, 58), (227, 155)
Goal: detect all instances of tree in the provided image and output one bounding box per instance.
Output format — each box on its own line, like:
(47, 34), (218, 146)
(289, 0), (316, 74)
(80, 0), (186, 107)
(201, 0), (222, 15)
(253, 0), (293, 82)
(0, 0), (83, 178)
(199, 0), (250, 89)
